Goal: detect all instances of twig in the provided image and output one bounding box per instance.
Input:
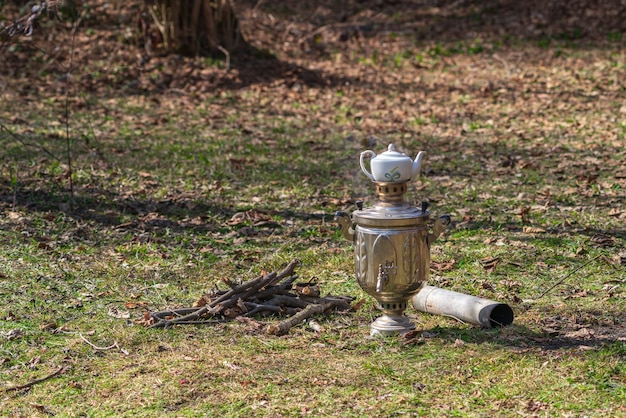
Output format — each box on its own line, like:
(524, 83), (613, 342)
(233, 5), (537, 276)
(492, 53), (511, 78)
(2, 366), (66, 393)
(147, 304), (221, 329)
(0, 122), (61, 161)
(79, 333), (117, 350)
(264, 294), (310, 309)
(0, 1), (65, 42)
(445, 0), (469, 11)
(11, 162), (18, 211)
(252, 0), (266, 12)
(265, 303), (330, 335)
(79, 332), (128, 354)
(535, 255), (603, 300)
(217, 45), (230, 71)
(264, 295), (353, 335)
(63, 11), (85, 204)
(158, 320), (226, 325)
(297, 15), (383, 45)
(242, 301), (282, 316)
(150, 307), (206, 319)
(251, 275), (298, 300)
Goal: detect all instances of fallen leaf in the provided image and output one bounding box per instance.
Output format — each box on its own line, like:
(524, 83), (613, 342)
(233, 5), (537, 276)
(351, 298), (366, 312)
(31, 405), (52, 414)
(523, 226), (546, 233)
(7, 211), (22, 220)
(40, 323), (57, 331)
(501, 280), (522, 290)
(515, 206), (531, 223)
(607, 208), (622, 217)
(564, 290), (588, 299)
(38, 241), (52, 250)
(518, 160), (534, 169)
(480, 257), (500, 273)
(107, 306), (130, 319)
(577, 345), (595, 351)
(308, 320), (323, 333)
(527, 400), (549, 412)
(28, 356), (41, 368)
(223, 360), (241, 370)
(135, 311), (155, 326)
(3, 329), (23, 340)
(481, 281), (495, 291)
(324, 196), (353, 206)
(192, 296), (208, 307)
(430, 259), (456, 271)
(591, 234), (615, 246)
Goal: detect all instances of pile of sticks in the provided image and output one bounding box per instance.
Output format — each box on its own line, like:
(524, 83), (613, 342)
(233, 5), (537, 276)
(145, 260), (353, 335)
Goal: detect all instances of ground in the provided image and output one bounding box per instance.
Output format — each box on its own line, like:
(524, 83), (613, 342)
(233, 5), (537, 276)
(0, 1), (625, 416)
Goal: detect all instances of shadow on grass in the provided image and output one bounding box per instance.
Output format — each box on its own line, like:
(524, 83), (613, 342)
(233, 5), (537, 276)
(1, 83), (624, 244)
(242, 0), (626, 44)
(3, 0), (626, 104)
(421, 319), (626, 352)
(0, 183), (338, 239)
(446, 217), (626, 244)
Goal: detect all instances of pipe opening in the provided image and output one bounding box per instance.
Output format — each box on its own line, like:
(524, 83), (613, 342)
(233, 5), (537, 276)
(483, 304), (514, 328)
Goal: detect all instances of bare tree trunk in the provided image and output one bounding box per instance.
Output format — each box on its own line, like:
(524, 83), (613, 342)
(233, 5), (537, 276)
(145, 0), (240, 56)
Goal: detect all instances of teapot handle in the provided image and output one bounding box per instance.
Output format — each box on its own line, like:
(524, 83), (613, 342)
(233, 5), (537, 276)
(359, 150), (376, 181)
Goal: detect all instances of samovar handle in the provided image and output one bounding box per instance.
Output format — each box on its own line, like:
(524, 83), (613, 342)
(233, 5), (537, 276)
(428, 215), (451, 246)
(334, 211), (355, 241)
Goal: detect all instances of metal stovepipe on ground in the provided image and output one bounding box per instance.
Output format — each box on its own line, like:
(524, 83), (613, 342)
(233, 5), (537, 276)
(411, 285), (514, 328)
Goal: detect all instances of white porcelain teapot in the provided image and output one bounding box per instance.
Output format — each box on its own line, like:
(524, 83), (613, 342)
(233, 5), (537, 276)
(360, 144), (425, 183)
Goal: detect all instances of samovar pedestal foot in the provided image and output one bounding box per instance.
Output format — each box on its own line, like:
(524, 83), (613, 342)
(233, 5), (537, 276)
(370, 301), (415, 336)
(370, 314), (415, 336)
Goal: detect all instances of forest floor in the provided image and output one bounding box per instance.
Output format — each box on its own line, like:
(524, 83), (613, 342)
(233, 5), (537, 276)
(0, 1), (625, 416)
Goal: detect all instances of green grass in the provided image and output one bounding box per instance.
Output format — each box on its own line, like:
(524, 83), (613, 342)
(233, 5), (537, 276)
(1, 21), (626, 418)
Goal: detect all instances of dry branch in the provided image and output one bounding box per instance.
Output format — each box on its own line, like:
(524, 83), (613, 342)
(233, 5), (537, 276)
(2, 366), (66, 393)
(79, 333), (128, 355)
(145, 259), (353, 334)
(0, 1), (65, 42)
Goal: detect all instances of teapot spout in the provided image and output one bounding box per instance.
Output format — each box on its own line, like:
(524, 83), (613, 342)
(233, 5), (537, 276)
(412, 151), (426, 179)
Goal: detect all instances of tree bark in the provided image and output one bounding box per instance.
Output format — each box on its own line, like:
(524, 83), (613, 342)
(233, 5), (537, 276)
(145, 0), (241, 56)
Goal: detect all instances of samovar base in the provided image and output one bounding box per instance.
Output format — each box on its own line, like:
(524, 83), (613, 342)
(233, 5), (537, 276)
(370, 313), (416, 337)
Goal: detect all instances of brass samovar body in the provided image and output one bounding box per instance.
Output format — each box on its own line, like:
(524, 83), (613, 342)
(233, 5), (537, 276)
(337, 147), (449, 336)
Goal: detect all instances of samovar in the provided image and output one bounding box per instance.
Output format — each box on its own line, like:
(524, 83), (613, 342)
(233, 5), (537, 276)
(336, 144), (450, 336)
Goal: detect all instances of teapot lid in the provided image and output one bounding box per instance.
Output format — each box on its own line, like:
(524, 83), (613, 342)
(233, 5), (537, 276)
(377, 144), (411, 160)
